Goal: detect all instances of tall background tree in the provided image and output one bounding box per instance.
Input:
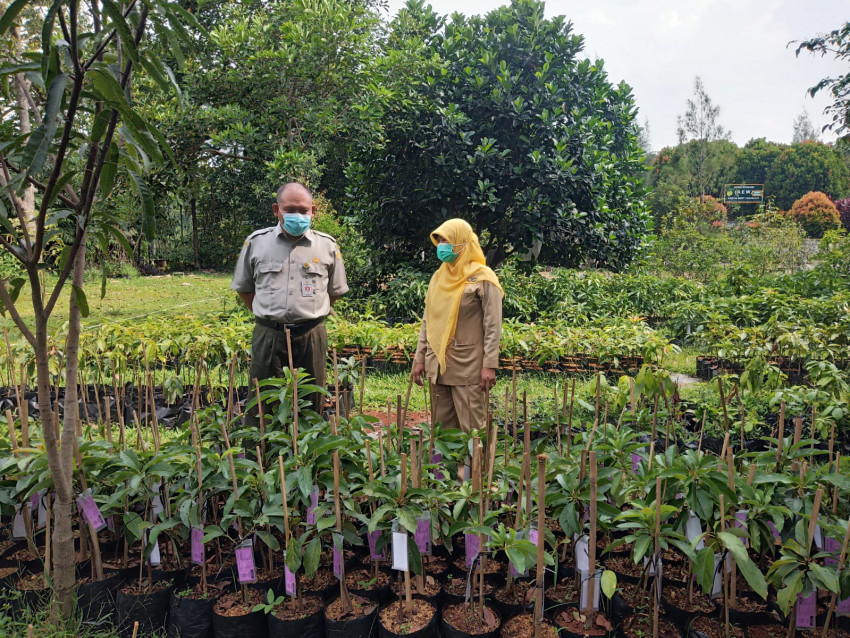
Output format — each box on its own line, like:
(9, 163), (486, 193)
(347, 0), (649, 276)
(796, 22), (850, 136)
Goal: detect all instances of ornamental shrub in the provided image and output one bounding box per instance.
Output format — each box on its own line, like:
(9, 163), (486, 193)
(833, 197), (850, 232)
(679, 195), (728, 226)
(789, 191), (841, 237)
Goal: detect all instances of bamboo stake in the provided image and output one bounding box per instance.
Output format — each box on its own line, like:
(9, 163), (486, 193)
(511, 365), (518, 443)
(332, 409), (353, 613)
(555, 383), (562, 456)
(471, 439), (484, 620)
(776, 401), (786, 472)
(697, 411), (707, 455)
(400, 453), (413, 614)
(566, 377), (576, 456)
(718, 378), (730, 435)
(5, 409), (18, 457)
(254, 378), (266, 458)
(534, 454), (547, 637)
(196, 442), (206, 595)
(285, 329), (299, 455)
(792, 417), (803, 472)
(387, 399), (393, 452)
(359, 357), (366, 416)
(396, 394), (403, 454)
(586, 451), (598, 625)
(726, 448), (737, 607)
(278, 455), (295, 598)
(378, 432), (386, 477)
(653, 476), (661, 638)
(402, 371), (414, 429)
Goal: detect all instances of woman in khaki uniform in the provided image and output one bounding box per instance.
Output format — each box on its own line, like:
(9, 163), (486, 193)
(412, 219), (503, 432)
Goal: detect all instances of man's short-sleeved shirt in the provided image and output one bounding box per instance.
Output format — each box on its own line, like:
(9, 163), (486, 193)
(231, 225), (349, 323)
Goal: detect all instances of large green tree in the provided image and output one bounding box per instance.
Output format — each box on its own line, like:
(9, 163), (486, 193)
(796, 22), (850, 135)
(765, 141), (850, 209)
(347, 0), (649, 274)
(0, 0), (195, 619)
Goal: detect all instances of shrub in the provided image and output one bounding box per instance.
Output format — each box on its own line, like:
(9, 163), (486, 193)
(833, 197), (850, 232)
(788, 191), (841, 237)
(679, 196), (728, 226)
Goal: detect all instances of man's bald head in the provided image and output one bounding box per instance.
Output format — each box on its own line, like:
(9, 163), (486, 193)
(277, 182), (312, 204)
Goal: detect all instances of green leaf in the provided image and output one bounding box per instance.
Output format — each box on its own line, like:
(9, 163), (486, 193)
(99, 141), (119, 199)
(809, 563), (840, 594)
(633, 535), (651, 563)
(303, 536), (321, 578)
(23, 73), (68, 179)
(506, 546), (527, 575)
(694, 547), (715, 595)
(601, 569), (617, 599)
(0, 0), (29, 37)
(71, 284), (89, 318)
(100, 0), (139, 64)
(255, 529), (280, 552)
(127, 170), (155, 239)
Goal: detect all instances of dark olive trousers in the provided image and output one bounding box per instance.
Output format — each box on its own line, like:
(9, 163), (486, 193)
(249, 321), (328, 418)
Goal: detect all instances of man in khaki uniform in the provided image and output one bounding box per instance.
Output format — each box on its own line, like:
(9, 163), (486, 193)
(231, 183), (348, 414)
(412, 219), (503, 432)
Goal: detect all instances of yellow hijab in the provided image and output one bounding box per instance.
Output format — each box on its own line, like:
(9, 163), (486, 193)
(424, 219), (503, 373)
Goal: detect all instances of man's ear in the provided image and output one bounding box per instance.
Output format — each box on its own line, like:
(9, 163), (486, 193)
(310, 204), (317, 216)
(273, 203), (282, 221)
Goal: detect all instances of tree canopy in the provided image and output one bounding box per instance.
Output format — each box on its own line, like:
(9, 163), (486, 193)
(346, 0), (649, 274)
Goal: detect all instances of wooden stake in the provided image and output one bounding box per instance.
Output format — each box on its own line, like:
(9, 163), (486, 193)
(400, 453), (413, 614)
(396, 394), (403, 454)
(776, 401), (785, 472)
(566, 377), (576, 456)
(792, 417), (803, 472)
(555, 383), (562, 456)
(360, 357), (366, 416)
(586, 451), (598, 624)
(821, 517), (850, 637)
(254, 378), (266, 458)
(534, 454), (547, 637)
(653, 476), (661, 638)
(718, 378), (730, 434)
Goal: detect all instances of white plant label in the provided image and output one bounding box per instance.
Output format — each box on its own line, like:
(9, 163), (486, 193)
(575, 534), (590, 572)
(12, 503), (27, 539)
(391, 531), (409, 572)
(685, 511), (704, 551)
(579, 569), (601, 611)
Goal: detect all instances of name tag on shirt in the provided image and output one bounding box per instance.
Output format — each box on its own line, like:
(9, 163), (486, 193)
(302, 280), (315, 297)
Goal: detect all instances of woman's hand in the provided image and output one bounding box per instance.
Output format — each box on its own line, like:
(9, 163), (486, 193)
(412, 362), (426, 386)
(480, 367), (496, 391)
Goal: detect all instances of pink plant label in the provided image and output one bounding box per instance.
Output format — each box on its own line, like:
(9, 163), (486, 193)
(30, 493), (38, 510)
(631, 453), (641, 472)
(415, 515), (431, 555)
(431, 454), (445, 480)
(465, 533), (480, 568)
(796, 592), (816, 628)
(190, 527), (204, 565)
(284, 566), (297, 596)
(824, 536), (841, 567)
(333, 536), (343, 580)
(306, 486), (319, 525)
(76, 489), (107, 532)
(368, 530), (384, 560)
(235, 539), (257, 584)
(837, 595), (850, 616)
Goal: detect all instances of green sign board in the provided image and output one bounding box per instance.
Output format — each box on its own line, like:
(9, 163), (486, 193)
(724, 184), (764, 204)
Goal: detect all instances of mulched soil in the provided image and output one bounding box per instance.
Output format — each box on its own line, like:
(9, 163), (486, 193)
(379, 599), (436, 634)
(16, 573), (48, 591)
(443, 601), (500, 634)
(453, 556), (504, 574)
(0, 566), (20, 580)
(0, 540), (17, 555)
(326, 594), (377, 621)
(546, 579), (578, 606)
(494, 580), (535, 606)
(119, 579), (169, 596)
(662, 561), (690, 585)
(621, 613), (679, 638)
(423, 556), (448, 576)
(617, 582), (652, 611)
(346, 568), (390, 590)
(255, 564), (286, 582)
(274, 595), (324, 620)
(7, 548), (41, 562)
(444, 576), (495, 597)
(214, 588), (264, 617)
(746, 625), (787, 638)
(553, 608), (614, 636)
(689, 616), (745, 638)
(76, 570), (120, 586)
(605, 555), (644, 579)
(797, 630), (850, 638)
(501, 613), (558, 638)
(663, 585), (716, 614)
(300, 568), (336, 591)
(393, 574), (441, 598)
(730, 593), (769, 613)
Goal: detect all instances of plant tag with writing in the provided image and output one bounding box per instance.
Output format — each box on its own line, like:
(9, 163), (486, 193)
(152, 484), (165, 520)
(796, 592), (816, 628)
(333, 533), (343, 580)
(12, 503), (26, 539)
(837, 595), (850, 616)
(631, 453), (642, 472)
(415, 513), (431, 555)
(579, 569), (601, 611)
(824, 536), (841, 567)
(306, 485), (319, 525)
(36, 490), (47, 529)
(191, 527), (204, 565)
(285, 566), (297, 596)
(575, 535), (590, 572)
(431, 453), (444, 481)
(391, 530), (409, 572)
(150, 537), (162, 567)
(76, 489), (107, 532)
(368, 530), (385, 560)
(236, 538), (257, 583)
(465, 533), (480, 568)
(685, 511), (704, 551)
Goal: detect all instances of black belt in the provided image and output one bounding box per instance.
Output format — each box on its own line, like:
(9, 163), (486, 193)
(255, 316), (324, 334)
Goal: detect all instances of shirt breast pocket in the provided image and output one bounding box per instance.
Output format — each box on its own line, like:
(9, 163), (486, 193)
(304, 263), (327, 294)
(256, 261), (283, 290)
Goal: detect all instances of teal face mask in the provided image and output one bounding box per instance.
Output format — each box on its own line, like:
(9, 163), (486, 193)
(436, 243), (458, 263)
(282, 213), (311, 236)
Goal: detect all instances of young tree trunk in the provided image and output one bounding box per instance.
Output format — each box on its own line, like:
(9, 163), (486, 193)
(191, 196), (199, 269)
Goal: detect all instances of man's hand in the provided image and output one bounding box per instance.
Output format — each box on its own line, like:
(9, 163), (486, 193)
(238, 291), (255, 312)
(412, 362), (426, 386)
(480, 367), (495, 391)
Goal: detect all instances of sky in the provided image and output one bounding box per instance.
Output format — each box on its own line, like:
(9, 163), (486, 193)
(382, 0), (850, 151)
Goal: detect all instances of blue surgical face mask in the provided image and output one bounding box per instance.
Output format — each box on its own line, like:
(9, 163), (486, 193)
(436, 243), (458, 263)
(282, 213), (311, 236)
